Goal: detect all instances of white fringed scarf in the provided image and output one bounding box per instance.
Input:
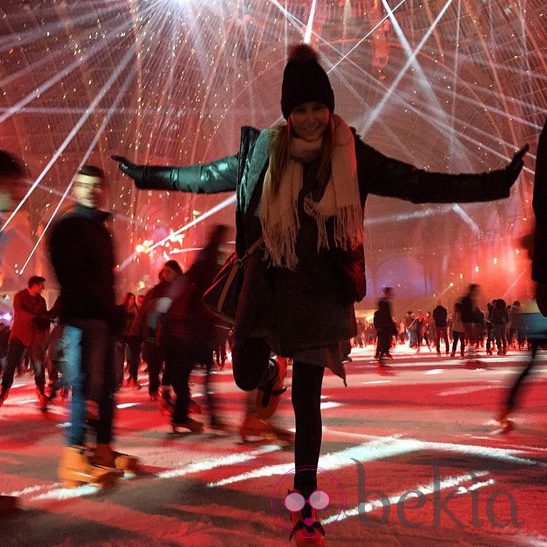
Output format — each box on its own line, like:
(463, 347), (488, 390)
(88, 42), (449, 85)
(259, 114), (363, 270)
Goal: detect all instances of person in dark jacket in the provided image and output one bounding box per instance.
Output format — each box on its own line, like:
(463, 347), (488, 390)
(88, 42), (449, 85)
(130, 259), (183, 403)
(460, 283), (483, 364)
(432, 301), (449, 356)
(495, 117), (547, 432)
(373, 297), (397, 369)
(162, 224), (229, 433)
(48, 165), (136, 488)
(114, 44), (527, 544)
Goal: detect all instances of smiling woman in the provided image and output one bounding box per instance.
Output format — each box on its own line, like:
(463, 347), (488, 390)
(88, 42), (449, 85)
(114, 40), (527, 546)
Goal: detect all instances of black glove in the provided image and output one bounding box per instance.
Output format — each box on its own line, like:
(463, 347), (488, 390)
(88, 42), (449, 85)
(112, 155), (145, 186)
(504, 144), (529, 187)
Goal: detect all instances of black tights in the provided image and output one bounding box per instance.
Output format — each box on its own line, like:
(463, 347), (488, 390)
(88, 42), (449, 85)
(505, 340), (540, 412)
(292, 361), (324, 504)
(233, 339), (326, 510)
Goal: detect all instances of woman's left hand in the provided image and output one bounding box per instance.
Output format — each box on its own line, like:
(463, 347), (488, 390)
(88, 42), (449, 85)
(505, 144), (529, 187)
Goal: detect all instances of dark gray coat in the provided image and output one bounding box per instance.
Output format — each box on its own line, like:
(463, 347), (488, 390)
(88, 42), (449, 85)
(132, 126), (516, 355)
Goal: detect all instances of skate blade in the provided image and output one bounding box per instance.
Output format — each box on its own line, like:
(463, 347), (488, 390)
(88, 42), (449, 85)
(490, 420), (514, 435)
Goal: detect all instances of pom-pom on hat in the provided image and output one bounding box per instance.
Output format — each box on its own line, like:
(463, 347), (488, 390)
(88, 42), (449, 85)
(164, 259), (183, 276)
(280, 44), (335, 119)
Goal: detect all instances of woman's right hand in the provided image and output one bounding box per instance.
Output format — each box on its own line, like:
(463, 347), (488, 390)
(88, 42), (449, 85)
(111, 155), (144, 185)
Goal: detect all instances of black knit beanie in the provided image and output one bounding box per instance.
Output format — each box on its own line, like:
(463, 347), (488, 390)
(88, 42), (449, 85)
(281, 44), (335, 119)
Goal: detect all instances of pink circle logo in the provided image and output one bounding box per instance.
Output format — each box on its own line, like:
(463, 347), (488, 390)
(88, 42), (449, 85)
(268, 466), (347, 536)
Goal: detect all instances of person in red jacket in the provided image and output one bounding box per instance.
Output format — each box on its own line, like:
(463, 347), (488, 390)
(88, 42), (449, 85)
(0, 276), (51, 409)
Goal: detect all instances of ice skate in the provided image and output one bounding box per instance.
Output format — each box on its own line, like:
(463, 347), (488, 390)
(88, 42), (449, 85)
(171, 417), (204, 434)
(36, 387), (48, 412)
(158, 388), (174, 415)
(58, 446), (118, 488)
(239, 413), (293, 445)
(491, 409), (514, 434)
(255, 357), (288, 420)
(239, 413), (271, 443)
(0, 388), (9, 407)
(289, 506), (326, 546)
(92, 443), (139, 474)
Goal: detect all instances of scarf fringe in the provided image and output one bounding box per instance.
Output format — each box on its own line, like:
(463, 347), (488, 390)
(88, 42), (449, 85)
(260, 115), (362, 269)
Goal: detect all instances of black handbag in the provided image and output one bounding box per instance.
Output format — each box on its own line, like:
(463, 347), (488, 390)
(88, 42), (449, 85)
(202, 237), (262, 324)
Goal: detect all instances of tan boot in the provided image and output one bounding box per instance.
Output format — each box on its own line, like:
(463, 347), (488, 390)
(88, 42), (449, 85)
(239, 413), (270, 442)
(93, 443), (139, 473)
(58, 445), (118, 488)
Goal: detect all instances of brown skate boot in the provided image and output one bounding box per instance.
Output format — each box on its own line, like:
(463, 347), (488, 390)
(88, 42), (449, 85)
(58, 445), (118, 488)
(239, 413), (270, 442)
(92, 443), (139, 474)
(239, 414), (293, 445)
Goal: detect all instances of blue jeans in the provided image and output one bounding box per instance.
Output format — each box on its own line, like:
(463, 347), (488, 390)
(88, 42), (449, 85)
(1, 337), (46, 392)
(59, 320), (115, 446)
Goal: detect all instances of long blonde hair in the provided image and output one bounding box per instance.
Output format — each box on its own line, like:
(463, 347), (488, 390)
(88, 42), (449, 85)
(268, 115), (334, 197)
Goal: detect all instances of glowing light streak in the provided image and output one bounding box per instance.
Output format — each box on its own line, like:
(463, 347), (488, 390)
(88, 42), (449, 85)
(367, 205), (453, 226)
(117, 194), (236, 272)
(208, 438), (425, 487)
(0, 7), (141, 126)
(266, 0), (311, 35)
(2, 46), (135, 238)
(17, 66), (137, 274)
(0, 3), (120, 52)
(381, 79), (536, 172)
(326, 0), (408, 74)
(320, 402), (341, 410)
(451, 204), (479, 234)
(33, 484), (100, 501)
(363, 0), (454, 135)
(303, 0), (317, 44)
(156, 445), (280, 480)
(209, 434), (540, 488)
(268, 0), (532, 176)
(380, 0), (468, 161)
(460, 0), (520, 149)
(116, 403), (139, 409)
